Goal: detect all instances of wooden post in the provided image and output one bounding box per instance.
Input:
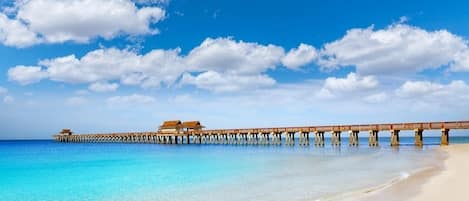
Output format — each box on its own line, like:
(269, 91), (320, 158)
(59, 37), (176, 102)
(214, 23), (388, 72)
(314, 131), (325, 146)
(349, 130), (359, 146)
(390, 130), (400, 146)
(259, 132), (264, 145)
(331, 131), (341, 146)
(300, 132), (309, 145)
(304, 132), (308, 145)
(441, 128), (449, 145)
(300, 132), (305, 145)
(368, 130), (379, 147)
(278, 132), (282, 145)
(414, 129), (423, 146)
(290, 132), (295, 145)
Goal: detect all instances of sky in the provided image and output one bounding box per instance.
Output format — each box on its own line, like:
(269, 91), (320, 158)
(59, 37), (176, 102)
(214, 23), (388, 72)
(0, 0), (469, 139)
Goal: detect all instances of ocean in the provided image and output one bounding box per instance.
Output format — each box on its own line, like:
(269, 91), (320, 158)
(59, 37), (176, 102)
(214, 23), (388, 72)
(1, 136), (469, 201)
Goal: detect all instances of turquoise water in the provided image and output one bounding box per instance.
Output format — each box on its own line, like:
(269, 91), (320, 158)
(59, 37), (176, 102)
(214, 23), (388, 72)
(1, 137), (468, 201)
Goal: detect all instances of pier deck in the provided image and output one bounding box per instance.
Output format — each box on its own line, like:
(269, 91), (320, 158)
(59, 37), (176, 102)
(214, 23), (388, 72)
(53, 120), (469, 146)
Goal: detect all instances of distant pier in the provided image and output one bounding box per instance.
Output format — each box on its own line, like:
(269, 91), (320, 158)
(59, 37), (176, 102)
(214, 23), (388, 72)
(53, 120), (469, 146)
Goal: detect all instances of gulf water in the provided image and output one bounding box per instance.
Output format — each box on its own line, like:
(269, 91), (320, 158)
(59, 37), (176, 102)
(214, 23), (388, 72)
(1, 136), (469, 201)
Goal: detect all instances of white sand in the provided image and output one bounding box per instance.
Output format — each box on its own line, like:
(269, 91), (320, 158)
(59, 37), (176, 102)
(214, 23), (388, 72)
(351, 144), (469, 201)
(407, 144), (469, 201)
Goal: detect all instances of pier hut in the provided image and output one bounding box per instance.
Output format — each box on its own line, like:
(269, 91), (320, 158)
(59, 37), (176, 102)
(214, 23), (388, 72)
(55, 129), (73, 142)
(182, 121), (205, 144)
(159, 120), (182, 134)
(182, 121), (204, 132)
(60, 129), (73, 135)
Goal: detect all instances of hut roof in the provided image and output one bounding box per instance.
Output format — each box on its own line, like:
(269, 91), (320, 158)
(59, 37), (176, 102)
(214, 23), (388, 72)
(160, 120), (182, 129)
(60, 129), (72, 135)
(182, 121), (204, 129)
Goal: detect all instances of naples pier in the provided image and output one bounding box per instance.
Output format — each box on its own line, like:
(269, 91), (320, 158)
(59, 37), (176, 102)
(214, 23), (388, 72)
(53, 120), (469, 146)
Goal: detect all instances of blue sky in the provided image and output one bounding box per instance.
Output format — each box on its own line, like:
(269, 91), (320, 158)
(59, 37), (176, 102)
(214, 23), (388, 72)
(0, 0), (469, 139)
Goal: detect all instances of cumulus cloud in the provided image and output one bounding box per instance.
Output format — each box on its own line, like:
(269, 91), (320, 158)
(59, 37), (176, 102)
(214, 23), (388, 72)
(186, 37), (285, 74)
(0, 0), (165, 47)
(9, 37), (285, 92)
(182, 37), (284, 91)
(0, 13), (40, 48)
(9, 47), (185, 88)
(88, 82), (119, 92)
(3, 95), (14, 104)
(282, 43), (317, 69)
(181, 71), (276, 93)
(7, 65), (48, 85)
(107, 94), (156, 105)
(393, 80), (469, 113)
(65, 96), (88, 105)
(364, 92), (387, 103)
(450, 50), (469, 72)
(7, 23), (469, 95)
(319, 23), (468, 75)
(75, 90), (89, 95)
(133, 0), (170, 5)
(318, 72), (379, 98)
(396, 80), (469, 99)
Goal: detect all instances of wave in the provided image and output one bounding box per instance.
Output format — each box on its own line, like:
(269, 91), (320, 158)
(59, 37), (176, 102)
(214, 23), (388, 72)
(314, 165), (443, 201)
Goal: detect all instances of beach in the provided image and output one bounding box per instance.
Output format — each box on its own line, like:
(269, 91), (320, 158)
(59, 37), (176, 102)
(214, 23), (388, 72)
(407, 144), (469, 201)
(359, 144), (469, 201)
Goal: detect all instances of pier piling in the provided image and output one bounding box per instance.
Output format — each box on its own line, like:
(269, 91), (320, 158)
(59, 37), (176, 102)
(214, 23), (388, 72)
(53, 120), (469, 147)
(349, 130), (359, 146)
(390, 130), (400, 146)
(368, 130), (379, 147)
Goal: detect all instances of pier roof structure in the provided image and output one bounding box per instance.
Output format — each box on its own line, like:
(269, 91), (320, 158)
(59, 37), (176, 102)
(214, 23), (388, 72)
(182, 121), (204, 129)
(159, 120), (182, 129)
(59, 129), (72, 135)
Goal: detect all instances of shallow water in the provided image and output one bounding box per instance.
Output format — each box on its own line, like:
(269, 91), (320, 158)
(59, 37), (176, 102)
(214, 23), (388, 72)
(1, 137), (467, 201)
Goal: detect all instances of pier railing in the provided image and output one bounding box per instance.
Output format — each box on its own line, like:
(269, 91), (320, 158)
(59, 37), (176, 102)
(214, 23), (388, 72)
(53, 120), (469, 146)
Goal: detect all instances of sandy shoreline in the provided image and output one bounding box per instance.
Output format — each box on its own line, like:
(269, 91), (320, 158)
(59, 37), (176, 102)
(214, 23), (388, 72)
(354, 144), (469, 201)
(406, 144), (469, 201)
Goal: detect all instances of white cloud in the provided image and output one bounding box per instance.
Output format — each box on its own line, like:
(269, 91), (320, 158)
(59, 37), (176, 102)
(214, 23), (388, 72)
(364, 92), (387, 103)
(9, 47), (185, 88)
(395, 80), (469, 99)
(182, 37), (285, 91)
(7, 65), (48, 85)
(0, 86), (7, 94)
(0, 0), (165, 47)
(3, 95), (14, 104)
(282, 43), (317, 69)
(450, 50), (469, 72)
(75, 90), (89, 95)
(0, 13), (40, 48)
(65, 96), (88, 105)
(395, 81), (442, 97)
(181, 71), (276, 93)
(393, 80), (469, 114)
(88, 82), (119, 92)
(186, 37), (285, 74)
(319, 24), (468, 75)
(40, 49), (140, 83)
(133, 0), (170, 5)
(107, 94), (156, 105)
(9, 37), (285, 92)
(318, 72), (379, 98)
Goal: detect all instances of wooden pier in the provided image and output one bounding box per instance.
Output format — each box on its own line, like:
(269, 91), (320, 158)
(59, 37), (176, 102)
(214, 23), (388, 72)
(53, 120), (469, 146)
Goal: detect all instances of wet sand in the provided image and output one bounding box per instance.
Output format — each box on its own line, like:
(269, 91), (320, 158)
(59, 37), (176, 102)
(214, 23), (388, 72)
(407, 144), (469, 201)
(355, 144), (469, 201)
